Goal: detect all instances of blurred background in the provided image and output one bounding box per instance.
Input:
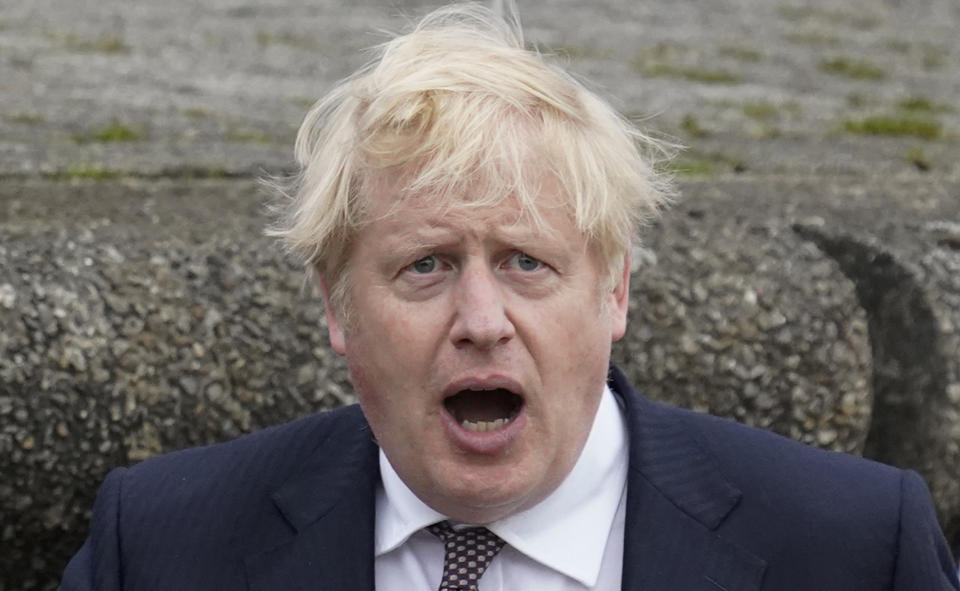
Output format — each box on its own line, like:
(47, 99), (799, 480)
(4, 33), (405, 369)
(2, 0), (958, 178)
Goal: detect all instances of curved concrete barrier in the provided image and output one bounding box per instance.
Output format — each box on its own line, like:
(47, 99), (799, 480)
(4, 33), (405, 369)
(796, 222), (960, 551)
(1, 178), (955, 588)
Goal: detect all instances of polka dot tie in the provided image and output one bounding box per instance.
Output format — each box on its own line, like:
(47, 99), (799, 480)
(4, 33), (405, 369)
(427, 521), (506, 591)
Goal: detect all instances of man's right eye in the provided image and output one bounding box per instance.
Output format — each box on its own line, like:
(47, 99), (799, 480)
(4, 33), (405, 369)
(410, 255), (438, 274)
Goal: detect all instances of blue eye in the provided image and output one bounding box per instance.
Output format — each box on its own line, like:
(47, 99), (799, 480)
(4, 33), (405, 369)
(513, 252), (542, 271)
(410, 255), (438, 274)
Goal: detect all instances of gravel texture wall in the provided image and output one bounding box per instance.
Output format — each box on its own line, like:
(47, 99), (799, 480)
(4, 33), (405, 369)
(4, 176), (958, 590)
(797, 221), (960, 551)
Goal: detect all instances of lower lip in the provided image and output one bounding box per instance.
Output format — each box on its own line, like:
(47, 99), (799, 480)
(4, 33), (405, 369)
(441, 406), (527, 455)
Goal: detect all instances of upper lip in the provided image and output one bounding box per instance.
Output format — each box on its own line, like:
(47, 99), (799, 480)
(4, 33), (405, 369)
(441, 375), (525, 400)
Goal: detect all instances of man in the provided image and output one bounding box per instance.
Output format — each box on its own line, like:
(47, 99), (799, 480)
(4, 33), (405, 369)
(61, 4), (958, 590)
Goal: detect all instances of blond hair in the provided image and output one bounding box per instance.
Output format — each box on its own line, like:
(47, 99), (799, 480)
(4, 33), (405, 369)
(269, 2), (673, 317)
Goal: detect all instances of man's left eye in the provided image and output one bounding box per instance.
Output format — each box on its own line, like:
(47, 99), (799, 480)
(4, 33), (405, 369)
(509, 252), (543, 272)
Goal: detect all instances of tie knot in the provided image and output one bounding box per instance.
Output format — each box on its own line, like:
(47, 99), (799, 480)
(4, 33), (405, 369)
(427, 521), (506, 590)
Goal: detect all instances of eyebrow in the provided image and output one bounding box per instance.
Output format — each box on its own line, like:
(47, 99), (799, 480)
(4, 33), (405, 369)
(389, 235), (454, 262)
(377, 226), (462, 267)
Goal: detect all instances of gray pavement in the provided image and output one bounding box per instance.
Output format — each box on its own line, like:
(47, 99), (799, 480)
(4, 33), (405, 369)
(1, 0), (959, 178)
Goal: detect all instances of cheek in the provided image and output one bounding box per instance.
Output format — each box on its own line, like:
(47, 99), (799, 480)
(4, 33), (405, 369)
(342, 323), (397, 411)
(548, 300), (609, 364)
(347, 353), (409, 451)
(549, 303), (612, 404)
(343, 354), (379, 416)
(348, 299), (420, 360)
(342, 308), (434, 416)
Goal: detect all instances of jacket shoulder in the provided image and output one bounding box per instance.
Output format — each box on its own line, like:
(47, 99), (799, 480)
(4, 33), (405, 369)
(114, 405), (370, 556)
(124, 403), (367, 487)
(652, 398), (904, 511)
(665, 400), (957, 588)
(61, 404), (372, 590)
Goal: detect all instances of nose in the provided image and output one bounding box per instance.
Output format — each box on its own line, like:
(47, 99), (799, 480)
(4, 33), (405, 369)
(449, 264), (516, 350)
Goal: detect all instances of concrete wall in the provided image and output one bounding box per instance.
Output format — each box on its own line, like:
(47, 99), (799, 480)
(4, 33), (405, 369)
(2, 177), (958, 590)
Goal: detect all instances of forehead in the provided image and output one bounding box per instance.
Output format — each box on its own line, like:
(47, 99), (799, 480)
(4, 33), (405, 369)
(359, 176), (577, 247)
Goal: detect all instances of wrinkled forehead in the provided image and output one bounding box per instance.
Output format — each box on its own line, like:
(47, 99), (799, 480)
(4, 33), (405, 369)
(357, 165), (575, 241)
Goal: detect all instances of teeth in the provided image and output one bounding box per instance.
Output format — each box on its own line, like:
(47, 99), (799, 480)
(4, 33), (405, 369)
(461, 418), (508, 432)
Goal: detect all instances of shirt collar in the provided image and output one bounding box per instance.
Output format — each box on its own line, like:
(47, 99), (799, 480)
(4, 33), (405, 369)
(375, 384), (629, 587)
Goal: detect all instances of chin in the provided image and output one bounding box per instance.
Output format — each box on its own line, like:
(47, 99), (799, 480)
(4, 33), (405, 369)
(427, 467), (541, 522)
(436, 494), (525, 524)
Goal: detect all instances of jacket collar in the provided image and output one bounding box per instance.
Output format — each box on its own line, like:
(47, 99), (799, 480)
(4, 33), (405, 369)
(244, 405), (380, 591)
(610, 365), (766, 591)
(244, 368), (766, 591)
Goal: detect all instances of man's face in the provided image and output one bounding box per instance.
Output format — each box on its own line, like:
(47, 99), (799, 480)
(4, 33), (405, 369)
(323, 181), (630, 523)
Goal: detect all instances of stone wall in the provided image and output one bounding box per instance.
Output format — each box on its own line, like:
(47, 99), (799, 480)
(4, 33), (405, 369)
(797, 221), (960, 551)
(2, 177), (958, 590)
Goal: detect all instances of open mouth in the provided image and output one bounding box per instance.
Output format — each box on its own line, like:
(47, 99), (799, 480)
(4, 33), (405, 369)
(443, 388), (524, 433)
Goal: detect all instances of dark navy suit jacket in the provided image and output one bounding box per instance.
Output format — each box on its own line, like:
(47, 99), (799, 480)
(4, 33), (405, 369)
(61, 367), (959, 590)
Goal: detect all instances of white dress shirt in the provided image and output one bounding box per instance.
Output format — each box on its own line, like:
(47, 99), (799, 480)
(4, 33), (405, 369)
(374, 385), (629, 590)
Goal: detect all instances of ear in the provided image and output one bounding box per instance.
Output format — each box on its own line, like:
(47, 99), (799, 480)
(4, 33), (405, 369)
(317, 274), (346, 355)
(608, 251), (631, 342)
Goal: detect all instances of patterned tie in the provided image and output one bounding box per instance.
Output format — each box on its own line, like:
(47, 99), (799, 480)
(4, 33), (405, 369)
(427, 521), (506, 591)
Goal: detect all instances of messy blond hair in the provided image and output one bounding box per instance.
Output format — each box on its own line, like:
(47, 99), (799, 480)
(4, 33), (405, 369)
(269, 2), (672, 317)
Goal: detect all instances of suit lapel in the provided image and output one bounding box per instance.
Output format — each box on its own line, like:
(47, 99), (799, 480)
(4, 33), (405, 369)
(611, 367), (767, 591)
(243, 370), (767, 591)
(244, 407), (380, 591)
